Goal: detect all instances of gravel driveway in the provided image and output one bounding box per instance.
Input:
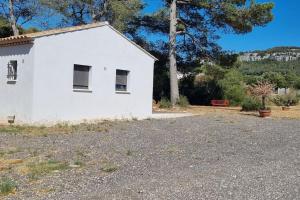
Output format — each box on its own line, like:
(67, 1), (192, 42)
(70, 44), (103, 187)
(1, 115), (299, 200)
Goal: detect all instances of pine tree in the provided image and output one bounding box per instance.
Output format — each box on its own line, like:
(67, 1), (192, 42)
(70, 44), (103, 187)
(41, 0), (143, 33)
(143, 0), (274, 105)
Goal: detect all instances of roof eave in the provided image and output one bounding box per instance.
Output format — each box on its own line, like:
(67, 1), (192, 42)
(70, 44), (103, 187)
(0, 36), (34, 47)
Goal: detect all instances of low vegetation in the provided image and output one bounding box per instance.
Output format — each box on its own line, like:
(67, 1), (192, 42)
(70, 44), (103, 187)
(272, 90), (300, 107)
(159, 97), (172, 108)
(241, 97), (262, 111)
(177, 95), (190, 107)
(159, 95), (190, 108)
(0, 178), (17, 196)
(73, 160), (85, 167)
(27, 160), (69, 180)
(100, 161), (119, 173)
(0, 148), (22, 159)
(126, 150), (133, 156)
(0, 121), (112, 135)
(218, 70), (246, 106)
(240, 60), (300, 77)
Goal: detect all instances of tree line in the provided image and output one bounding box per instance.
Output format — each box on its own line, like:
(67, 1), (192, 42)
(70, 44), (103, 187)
(1, 0), (275, 106)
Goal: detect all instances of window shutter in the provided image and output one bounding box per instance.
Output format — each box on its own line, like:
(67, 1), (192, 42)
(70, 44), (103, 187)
(116, 70), (129, 91)
(73, 65), (90, 89)
(116, 73), (127, 85)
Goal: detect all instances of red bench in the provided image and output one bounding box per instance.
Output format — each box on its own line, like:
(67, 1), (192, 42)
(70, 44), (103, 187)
(211, 100), (230, 107)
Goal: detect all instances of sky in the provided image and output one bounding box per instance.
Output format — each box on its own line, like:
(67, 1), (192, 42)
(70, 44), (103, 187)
(143, 0), (300, 52)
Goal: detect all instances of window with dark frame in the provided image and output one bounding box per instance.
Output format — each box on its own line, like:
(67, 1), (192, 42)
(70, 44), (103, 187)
(7, 60), (17, 81)
(73, 64), (91, 90)
(116, 69), (129, 92)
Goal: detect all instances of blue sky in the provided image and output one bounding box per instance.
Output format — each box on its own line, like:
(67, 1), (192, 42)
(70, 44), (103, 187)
(143, 0), (300, 52)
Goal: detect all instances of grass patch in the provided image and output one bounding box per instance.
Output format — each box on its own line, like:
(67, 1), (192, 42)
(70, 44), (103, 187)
(73, 160), (85, 167)
(159, 98), (172, 108)
(0, 121), (112, 136)
(166, 145), (180, 154)
(0, 147), (22, 158)
(0, 178), (17, 196)
(100, 161), (119, 173)
(126, 150), (133, 156)
(176, 95), (190, 108)
(27, 160), (69, 180)
(0, 151), (5, 158)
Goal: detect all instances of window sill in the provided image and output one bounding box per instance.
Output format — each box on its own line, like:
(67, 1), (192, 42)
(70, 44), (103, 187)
(7, 80), (17, 84)
(116, 91), (131, 94)
(73, 89), (93, 93)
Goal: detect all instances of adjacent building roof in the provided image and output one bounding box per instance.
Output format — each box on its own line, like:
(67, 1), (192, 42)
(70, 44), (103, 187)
(0, 35), (33, 47)
(0, 22), (157, 60)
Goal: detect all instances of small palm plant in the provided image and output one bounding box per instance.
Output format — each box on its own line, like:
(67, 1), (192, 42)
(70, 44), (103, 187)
(249, 81), (274, 117)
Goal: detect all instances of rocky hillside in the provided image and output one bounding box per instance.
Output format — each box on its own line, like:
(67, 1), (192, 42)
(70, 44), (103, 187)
(239, 46), (300, 62)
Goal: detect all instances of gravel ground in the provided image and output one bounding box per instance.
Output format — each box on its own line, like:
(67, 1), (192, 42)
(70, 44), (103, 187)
(1, 115), (300, 200)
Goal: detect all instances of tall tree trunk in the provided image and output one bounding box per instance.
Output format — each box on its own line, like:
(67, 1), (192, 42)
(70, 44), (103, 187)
(9, 0), (19, 36)
(169, 0), (179, 106)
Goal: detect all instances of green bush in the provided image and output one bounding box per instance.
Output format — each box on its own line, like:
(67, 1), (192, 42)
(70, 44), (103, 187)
(272, 90), (300, 106)
(159, 97), (172, 108)
(176, 95), (190, 107)
(294, 78), (300, 89)
(218, 70), (246, 106)
(262, 72), (287, 89)
(223, 85), (246, 106)
(0, 178), (17, 195)
(241, 96), (262, 111)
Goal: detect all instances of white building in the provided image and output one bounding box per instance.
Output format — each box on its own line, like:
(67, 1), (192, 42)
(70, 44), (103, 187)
(0, 22), (157, 124)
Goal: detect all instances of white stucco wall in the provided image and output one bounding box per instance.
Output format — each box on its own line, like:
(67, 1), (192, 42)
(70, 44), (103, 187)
(30, 25), (155, 123)
(0, 44), (35, 123)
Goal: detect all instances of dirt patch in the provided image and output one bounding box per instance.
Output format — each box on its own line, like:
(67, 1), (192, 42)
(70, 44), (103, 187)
(154, 105), (300, 119)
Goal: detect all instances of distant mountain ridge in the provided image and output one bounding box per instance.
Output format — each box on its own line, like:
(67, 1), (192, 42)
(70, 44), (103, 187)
(239, 46), (300, 62)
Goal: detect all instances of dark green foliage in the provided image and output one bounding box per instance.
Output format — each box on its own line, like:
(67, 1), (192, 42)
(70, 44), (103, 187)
(201, 64), (226, 81)
(218, 70), (246, 106)
(294, 79), (300, 89)
(285, 72), (300, 88)
(0, 17), (13, 38)
(41, 0), (144, 33)
(0, 16), (39, 38)
(179, 65), (225, 105)
(239, 60), (300, 76)
(217, 53), (240, 68)
(181, 78), (223, 105)
(244, 75), (263, 85)
(239, 59), (300, 99)
(241, 97), (262, 111)
(262, 72), (287, 89)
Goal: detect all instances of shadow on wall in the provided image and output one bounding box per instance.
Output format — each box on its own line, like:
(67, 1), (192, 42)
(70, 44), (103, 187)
(0, 44), (33, 57)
